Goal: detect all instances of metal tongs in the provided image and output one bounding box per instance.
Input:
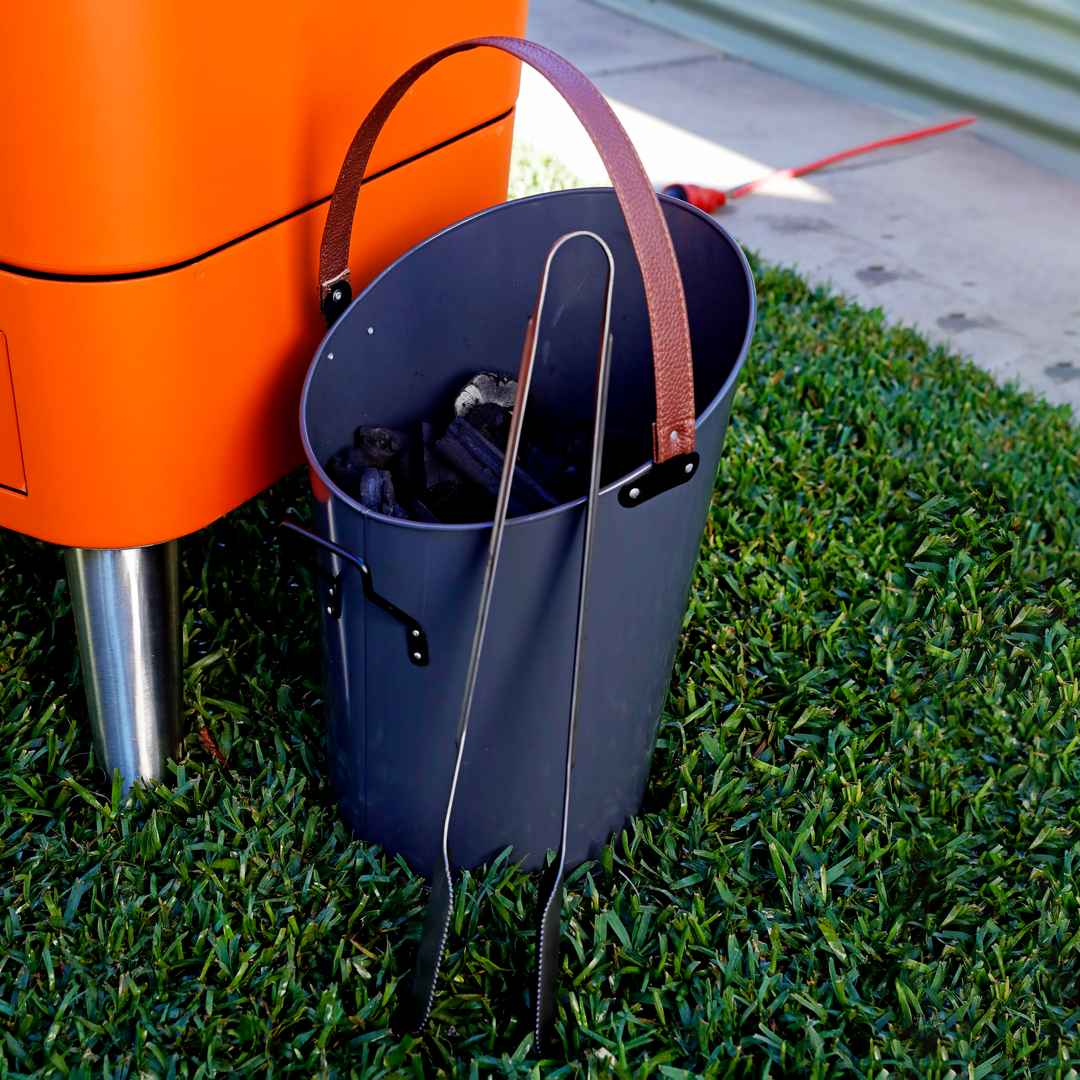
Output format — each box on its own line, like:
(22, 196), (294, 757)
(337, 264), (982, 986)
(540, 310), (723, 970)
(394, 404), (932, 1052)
(395, 231), (616, 1054)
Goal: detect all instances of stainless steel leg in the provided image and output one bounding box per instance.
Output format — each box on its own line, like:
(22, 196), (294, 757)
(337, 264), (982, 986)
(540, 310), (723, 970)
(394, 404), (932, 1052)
(65, 541), (183, 791)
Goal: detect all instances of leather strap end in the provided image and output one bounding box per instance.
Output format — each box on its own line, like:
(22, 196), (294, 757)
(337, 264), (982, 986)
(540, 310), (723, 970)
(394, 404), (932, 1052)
(319, 268), (351, 301)
(320, 276), (353, 328)
(653, 420), (695, 463)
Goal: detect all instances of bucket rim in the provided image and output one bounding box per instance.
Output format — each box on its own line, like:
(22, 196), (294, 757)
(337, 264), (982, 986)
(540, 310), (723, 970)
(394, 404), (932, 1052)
(299, 187), (757, 532)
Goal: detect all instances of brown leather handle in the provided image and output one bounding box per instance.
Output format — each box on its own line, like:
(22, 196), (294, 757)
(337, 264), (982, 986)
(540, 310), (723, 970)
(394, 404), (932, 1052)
(318, 36), (694, 462)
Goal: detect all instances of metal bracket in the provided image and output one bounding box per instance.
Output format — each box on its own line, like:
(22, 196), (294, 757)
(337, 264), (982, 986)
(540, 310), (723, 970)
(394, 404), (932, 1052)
(618, 452), (700, 508)
(278, 520), (429, 666)
(320, 279), (352, 328)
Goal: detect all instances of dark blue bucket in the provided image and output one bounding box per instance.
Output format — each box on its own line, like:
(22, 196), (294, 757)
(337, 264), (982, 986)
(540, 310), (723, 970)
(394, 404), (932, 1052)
(299, 184), (754, 875)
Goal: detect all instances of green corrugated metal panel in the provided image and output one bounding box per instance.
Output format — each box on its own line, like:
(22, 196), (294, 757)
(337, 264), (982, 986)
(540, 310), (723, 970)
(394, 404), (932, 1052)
(591, 0), (1080, 176)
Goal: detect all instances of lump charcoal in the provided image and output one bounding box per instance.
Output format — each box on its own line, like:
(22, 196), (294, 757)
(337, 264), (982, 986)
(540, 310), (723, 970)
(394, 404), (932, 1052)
(356, 425), (423, 503)
(325, 453), (351, 495)
(384, 475), (410, 519)
(453, 372), (517, 419)
(421, 434), (477, 520)
(435, 429), (527, 516)
(422, 422), (461, 491)
(359, 468), (409, 519)
(407, 498), (441, 524)
(356, 426), (408, 470)
(465, 402), (509, 451)
(388, 445), (417, 505)
(325, 447), (369, 501)
(436, 417), (557, 516)
(427, 481), (495, 525)
(450, 420), (557, 515)
(358, 467), (381, 509)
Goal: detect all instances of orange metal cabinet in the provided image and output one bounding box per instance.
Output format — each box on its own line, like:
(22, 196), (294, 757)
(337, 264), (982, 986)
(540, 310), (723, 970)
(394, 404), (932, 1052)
(0, 4), (525, 275)
(0, 2), (526, 548)
(0, 113), (516, 548)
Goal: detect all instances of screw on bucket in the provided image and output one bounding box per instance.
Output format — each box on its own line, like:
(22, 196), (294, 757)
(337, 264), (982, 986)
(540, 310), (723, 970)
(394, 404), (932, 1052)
(394, 231), (615, 1050)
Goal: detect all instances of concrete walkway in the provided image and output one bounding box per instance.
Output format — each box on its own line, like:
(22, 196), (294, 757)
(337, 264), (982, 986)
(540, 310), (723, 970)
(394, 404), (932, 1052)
(517, 0), (1080, 414)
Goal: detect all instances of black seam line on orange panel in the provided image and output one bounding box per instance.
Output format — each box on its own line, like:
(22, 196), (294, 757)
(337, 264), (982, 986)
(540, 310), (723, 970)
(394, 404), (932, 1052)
(0, 107), (515, 284)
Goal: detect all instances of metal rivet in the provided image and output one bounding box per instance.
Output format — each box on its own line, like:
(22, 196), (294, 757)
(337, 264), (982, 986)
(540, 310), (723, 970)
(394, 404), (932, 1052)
(684, 462), (694, 474)
(670, 430), (678, 443)
(326, 605), (333, 615)
(413, 652), (422, 661)
(327, 352), (334, 360)
(367, 327), (374, 335)
(628, 487), (641, 500)
(412, 629), (420, 637)
(332, 289), (342, 302)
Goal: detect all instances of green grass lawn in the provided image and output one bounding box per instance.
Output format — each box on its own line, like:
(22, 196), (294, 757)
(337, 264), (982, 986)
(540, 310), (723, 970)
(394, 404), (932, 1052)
(1, 160), (1079, 1079)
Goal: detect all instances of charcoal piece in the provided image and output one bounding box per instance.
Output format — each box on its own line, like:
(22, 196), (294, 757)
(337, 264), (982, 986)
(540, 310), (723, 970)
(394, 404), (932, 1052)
(388, 445), (416, 505)
(325, 453), (348, 491)
(357, 425), (422, 504)
(427, 481), (496, 525)
(435, 417), (557, 516)
(436, 431), (527, 516)
(407, 498), (441, 524)
(358, 468), (381, 509)
(445, 420), (557, 514)
(465, 402), (510, 450)
(359, 468), (409, 519)
(453, 372), (517, 418)
(421, 422), (461, 491)
(422, 417), (472, 519)
(356, 426), (409, 470)
(326, 447), (370, 501)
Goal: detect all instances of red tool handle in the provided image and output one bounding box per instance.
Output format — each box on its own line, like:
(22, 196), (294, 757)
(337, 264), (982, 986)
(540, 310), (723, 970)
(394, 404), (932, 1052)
(666, 116), (977, 211)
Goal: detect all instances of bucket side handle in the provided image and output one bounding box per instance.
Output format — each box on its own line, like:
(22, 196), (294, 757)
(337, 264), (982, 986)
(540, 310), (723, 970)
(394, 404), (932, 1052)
(277, 520), (428, 666)
(317, 36), (695, 466)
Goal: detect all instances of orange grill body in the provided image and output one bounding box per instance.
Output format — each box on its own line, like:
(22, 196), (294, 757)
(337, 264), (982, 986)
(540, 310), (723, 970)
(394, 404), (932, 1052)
(0, 3), (525, 548)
